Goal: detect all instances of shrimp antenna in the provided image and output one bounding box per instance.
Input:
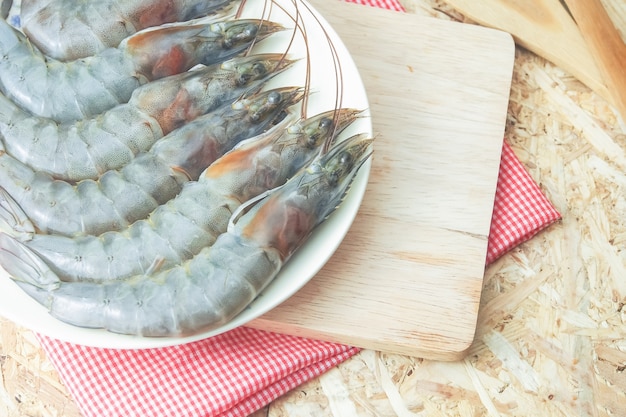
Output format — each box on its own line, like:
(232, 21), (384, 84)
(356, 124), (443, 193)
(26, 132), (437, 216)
(265, 0), (312, 119)
(299, 0), (345, 154)
(235, 0), (250, 18)
(237, 0), (274, 56)
(238, 1), (315, 106)
(289, 0), (313, 118)
(270, 0), (346, 154)
(244, 0), (344, 136)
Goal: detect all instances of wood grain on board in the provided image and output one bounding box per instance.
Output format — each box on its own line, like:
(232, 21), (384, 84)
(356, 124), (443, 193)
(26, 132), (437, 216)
(249, 0), (515, 361)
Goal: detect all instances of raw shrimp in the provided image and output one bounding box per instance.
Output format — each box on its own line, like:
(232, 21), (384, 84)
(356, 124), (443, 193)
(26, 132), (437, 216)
(1, 0), (10, 19)
(0, 86), (304, 236)
(19, 0), (239, 61)
(1, 134), (373, 336)
(0, 53), (292, 181)
(0, 18), (282, 122)
(0, 108), (361, 283)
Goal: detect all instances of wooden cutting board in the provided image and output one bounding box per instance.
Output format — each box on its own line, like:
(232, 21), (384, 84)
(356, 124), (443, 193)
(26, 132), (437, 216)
(248, 0), (515, 361)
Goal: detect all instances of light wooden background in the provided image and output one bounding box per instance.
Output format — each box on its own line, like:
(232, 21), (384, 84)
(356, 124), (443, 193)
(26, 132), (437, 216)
(2, 0), (626, 416)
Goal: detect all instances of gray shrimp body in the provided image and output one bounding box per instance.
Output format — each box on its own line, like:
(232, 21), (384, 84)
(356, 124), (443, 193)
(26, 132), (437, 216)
(0, 87), (303, 236)
(0, 18), (282, 122)
(6, 109), (361, 283)
(0, 0), (11, 18)
(4, 134), (373, 336)
(0, 54), (292, 181)
(20, 0), (238, 61)
(15, 233), (283, 335)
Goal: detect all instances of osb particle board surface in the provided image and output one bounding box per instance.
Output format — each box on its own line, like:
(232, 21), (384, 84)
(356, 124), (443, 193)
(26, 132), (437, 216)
(3, 0), (626, 416)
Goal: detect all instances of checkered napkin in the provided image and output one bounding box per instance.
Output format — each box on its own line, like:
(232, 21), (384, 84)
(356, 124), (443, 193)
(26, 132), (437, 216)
(33, 1), (561, 417)
(486, 142), (560, 264)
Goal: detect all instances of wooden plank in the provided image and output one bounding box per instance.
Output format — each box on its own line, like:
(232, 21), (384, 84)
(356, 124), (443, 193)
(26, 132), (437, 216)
(248, 0), (515, 360)
(442, 0), (611, 104)
(564, 0), (626, 120)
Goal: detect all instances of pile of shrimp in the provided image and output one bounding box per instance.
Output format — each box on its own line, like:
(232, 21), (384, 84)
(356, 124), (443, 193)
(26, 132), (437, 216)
(0, 0), (373, 337)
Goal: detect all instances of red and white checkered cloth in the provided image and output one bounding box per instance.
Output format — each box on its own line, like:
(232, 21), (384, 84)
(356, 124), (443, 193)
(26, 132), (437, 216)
(33, 1), (561, 416)
(486, 142), (560, 264)
(38, 328), (359, 417)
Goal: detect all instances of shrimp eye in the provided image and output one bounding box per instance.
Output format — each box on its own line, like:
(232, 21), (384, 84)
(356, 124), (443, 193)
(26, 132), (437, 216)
(339, 150), (354, 167)
(327, 151), (352, 185)
(243, 24), (257, 39)
(318, 118), (332, 131)
(238, 73), (252, 85)
(267, 91), (281, 105)
(250, 112), (261, 122)
(252, 62), (267, 75)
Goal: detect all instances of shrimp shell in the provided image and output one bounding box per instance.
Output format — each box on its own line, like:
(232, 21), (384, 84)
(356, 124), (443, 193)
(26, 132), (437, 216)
(1, 134), (373, 336)
(0, 86), (304, 236)
(1, 0), (11, 19)
(20, 0), (239, 61)
(4, 109), (361, 283)
(0, 18), (282, 122)
(0, 53), (293, 181)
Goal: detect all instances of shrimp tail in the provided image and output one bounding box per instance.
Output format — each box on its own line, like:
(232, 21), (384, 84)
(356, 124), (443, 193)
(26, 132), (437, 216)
(14, 279), (108, 330)
(0, 187), (35, 240)
(13, 281), (52, 308)
(0, 233), (60, 290)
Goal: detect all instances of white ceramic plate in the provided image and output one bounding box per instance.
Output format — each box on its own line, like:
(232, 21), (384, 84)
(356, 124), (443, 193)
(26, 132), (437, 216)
(0, 0), (372, 348)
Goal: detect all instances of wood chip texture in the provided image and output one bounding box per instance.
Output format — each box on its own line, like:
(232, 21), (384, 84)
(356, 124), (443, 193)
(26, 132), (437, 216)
(2, 0), (626, 416)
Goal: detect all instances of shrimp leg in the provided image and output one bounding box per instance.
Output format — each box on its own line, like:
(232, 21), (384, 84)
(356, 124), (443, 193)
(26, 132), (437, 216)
(0, 18), (282, 122)
(0, 134), (373, 336)
(0, 109), (361, 283)
(20, 0), (239, 61)
(0, 53), (293, 182)
(0, 86), (304, 236)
